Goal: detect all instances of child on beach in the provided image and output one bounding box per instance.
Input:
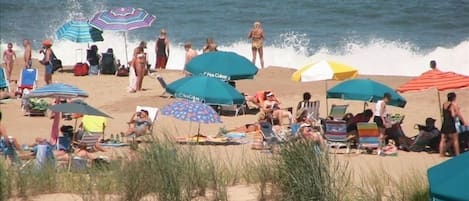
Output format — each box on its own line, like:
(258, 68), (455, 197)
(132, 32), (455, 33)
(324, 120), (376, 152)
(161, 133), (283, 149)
(2, 43), (17, 81)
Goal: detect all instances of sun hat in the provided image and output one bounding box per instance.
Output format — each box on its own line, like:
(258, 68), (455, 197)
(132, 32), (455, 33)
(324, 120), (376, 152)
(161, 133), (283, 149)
(42, 39), (52, 46)
(266, 92), (274, 97)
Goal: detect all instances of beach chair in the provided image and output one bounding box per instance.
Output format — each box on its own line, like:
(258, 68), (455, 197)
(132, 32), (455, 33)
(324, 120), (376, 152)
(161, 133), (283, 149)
(214, 104), (246, 117)
(259, 122), (283, 145)
(356, 123), (381, 154)
(324, 120), (350, 154)
(0, 67), (10, 92)
(74, 132), (101, 150)
(15, 67), (38, 97)
(329, 104), (348, 120)
(134, 106), (159, 137)
(100, 52), (117, 75)
(300, 100), (320, 121)
(150, 73), (171, 97)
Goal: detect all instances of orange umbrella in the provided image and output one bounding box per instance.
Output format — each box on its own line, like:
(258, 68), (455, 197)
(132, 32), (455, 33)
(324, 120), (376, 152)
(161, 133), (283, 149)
(397, 70), (469, 92)
(397, 69), (469, 117)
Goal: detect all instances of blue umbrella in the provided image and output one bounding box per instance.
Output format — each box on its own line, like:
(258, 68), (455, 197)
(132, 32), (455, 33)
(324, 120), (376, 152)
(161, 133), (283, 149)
(56, 20), (104, 43)
(428, 152), (469, 200)
(23, 83), (88, 99)
(186, 51), (258, 80)
(166, 75), (245, 105)
(162, 100), (222, 141)
(326, 79), (407, 108)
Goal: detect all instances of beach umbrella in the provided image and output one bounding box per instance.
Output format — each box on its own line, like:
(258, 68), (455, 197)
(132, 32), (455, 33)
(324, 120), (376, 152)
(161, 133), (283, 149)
(48, 99), (112, 118)
(166, 75), (245, 105)
(185, 51), (258, 80)
(56, 19), (104, 43)
(161, 100), (222, 141)
(397, 69), (469, 116)
(327, 79), (407, 108)
(23, 83), (88, 144)
(90, 7), (156, 63)
(428, 152), (469, 200)
(291, 60), (358, 111)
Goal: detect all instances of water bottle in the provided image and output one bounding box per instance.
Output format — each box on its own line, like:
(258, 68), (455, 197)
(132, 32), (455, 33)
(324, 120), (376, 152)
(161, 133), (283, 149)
(110, 134), (114, 143)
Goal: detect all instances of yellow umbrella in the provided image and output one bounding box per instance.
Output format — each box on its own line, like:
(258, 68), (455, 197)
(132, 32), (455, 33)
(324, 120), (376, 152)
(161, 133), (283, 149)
(291, 60), (358, 112)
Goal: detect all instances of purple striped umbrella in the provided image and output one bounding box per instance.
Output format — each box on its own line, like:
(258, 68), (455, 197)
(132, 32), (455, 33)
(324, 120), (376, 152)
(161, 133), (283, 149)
(90, 7), (156, 31)
(89, 7), (156, 63)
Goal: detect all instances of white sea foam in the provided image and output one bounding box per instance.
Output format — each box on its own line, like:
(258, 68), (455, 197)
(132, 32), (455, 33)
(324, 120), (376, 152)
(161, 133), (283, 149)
(2, 32), (468, 76)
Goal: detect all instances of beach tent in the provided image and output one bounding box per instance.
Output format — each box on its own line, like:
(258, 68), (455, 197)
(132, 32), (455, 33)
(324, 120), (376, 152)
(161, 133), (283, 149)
(327, 79), (407, 108)
(292, 60), (358, 111)
(397, 69), (469, 116)
(185, 51), (258, 81)
(428, 152), (469, 200)
(166, 75), (245, 105)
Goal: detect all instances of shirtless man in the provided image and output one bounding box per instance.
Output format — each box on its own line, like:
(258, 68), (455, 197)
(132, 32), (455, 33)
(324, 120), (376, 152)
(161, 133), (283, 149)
(23, 39), (32, 68)
(2, 43), (16, 81)
(183, 42), (198, 75)
(248, 21), (265, 68)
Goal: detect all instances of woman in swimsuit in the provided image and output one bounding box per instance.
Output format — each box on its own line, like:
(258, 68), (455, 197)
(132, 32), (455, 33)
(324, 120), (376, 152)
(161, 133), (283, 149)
(203, 38), (218, 53)
(134, 47), (147, 91)
(439, 92), (467, 157)
(2, 43), (16, 81)
(124, 110), (152, 137)
(39, 39), (54, 85)
(248, 21), (265, 69)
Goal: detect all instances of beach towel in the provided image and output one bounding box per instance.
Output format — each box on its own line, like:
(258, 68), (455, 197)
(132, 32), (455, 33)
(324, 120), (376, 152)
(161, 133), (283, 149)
(128, 66), (137, 92)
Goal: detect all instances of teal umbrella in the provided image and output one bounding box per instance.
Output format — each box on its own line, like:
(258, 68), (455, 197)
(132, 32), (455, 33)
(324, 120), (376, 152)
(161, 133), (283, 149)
(185, 51), (258, 80)
(166, 75), (245, 105)
(428, 152), (469, 201)
(326, 79), (406, 108)
(48, 99), (112, 118)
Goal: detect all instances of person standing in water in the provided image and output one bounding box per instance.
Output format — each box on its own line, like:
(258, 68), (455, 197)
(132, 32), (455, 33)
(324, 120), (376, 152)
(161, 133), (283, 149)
(184, 42), (198, 75)
(39, 39), (54, 85)
(248, 21), (265, 69)
(439, 92), (467, 157)
(23, 39), (32, 68)
(2, 43), (16, 81)
(155, 29), (170, 70)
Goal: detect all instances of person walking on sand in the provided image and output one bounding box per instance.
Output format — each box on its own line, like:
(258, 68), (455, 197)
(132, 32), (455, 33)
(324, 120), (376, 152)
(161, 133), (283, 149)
(23, 39), (32, 68)
(203, 38), (218, 53)
(183, 42), (198, 75)
(439, 92), (467, 157)
(155, 29), (170, 70)
(39, 39), (54, 85)
(2, 43), (16, 81)
(374, 93), (392, 155)
(248, 21), (265, 68)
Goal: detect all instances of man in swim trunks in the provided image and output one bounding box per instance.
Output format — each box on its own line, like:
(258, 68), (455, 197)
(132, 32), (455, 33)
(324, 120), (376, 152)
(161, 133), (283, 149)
(23, 39), (32, 68)
(155, 29), (170, 70)
(2, 43), (16, 81)
(248, 21), (265, 69)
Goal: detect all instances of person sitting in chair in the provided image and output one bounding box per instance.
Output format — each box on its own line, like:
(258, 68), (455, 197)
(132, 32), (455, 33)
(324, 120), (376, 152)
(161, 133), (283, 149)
(124, 109), (152, 137)
(78, 115), (107, 152)
(262, 92), (292, 126)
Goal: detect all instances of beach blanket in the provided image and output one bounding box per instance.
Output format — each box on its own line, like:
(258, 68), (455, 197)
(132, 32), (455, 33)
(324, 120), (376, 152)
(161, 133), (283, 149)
(100, 142), (129, 147)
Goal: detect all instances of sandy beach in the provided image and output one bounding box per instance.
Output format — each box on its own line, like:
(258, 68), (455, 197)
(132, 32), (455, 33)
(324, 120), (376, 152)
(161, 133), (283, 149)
(2, 59), (468, 200)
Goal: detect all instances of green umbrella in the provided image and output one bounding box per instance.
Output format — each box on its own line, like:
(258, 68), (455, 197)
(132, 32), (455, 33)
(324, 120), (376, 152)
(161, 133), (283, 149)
(166, 75), (245, 105)
(185, 51), (258, 80)
(428, 152), (469, 200)
(48, 99), (112, 118)
(326, 79), (407, 108)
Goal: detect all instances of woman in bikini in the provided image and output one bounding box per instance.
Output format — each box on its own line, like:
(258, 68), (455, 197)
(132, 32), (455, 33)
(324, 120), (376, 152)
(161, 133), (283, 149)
(134, 47), (147, 91)
(2, 43), (16, 81)
(248, 21), (265, 69)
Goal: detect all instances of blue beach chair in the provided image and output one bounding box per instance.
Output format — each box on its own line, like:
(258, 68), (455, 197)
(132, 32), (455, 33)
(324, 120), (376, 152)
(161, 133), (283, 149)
(0, 67), (10, 92)
(15, 67), (38, 97)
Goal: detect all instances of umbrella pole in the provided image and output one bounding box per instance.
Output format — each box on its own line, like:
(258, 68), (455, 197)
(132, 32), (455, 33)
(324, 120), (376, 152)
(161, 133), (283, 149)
(196, 123), (201, 142)
(437, 89), (443, 119)
(325, 80), (329, 115)
(124, 32), (129, 65)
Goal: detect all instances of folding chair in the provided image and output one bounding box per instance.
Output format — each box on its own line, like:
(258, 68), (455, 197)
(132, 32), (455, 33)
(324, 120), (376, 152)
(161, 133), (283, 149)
(0, 67), (10, 92)
(324, 120), (350, 154)
(215, 104), (246, 117)
(135, 106), (159, 136)
(329, 104), (349, 120)
(150, 73), (171, 97)
(15, 67), (38, 97)
(74, 132), (102, 150)
(259, 122), (283, 145)
(300, 100), (320, 121)
(356, 123), (381, 154)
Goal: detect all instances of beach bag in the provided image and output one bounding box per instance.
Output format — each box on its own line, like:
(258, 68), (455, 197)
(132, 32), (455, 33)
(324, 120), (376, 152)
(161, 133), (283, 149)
(116, 66), (129, 76)
(74, 62), (89, 76)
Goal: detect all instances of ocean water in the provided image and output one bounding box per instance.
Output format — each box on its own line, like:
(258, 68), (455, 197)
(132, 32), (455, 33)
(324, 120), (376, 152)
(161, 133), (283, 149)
(0, 0), (468, 76)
